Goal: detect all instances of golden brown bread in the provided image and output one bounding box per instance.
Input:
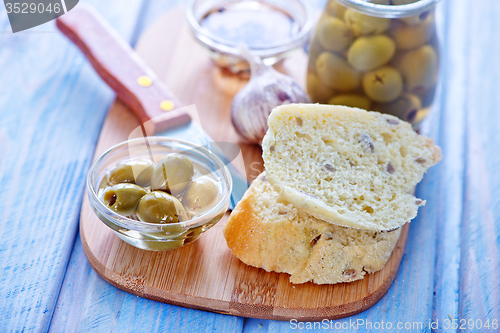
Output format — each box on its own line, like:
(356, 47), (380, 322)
(223, 172), (401, 284)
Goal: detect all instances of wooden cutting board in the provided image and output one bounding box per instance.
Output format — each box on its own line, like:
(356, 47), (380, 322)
(79, 7), (409, 321)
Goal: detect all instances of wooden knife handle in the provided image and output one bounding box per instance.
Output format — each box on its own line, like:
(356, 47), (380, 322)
(56, 4), (191, 133)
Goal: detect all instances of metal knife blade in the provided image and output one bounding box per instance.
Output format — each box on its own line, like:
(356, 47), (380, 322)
(56, 4), (249, 209)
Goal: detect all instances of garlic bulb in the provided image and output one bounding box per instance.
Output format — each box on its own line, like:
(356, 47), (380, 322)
(231, 46), (311, 144)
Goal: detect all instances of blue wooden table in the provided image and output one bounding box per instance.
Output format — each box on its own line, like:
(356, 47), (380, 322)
(1, 0), (499, 332)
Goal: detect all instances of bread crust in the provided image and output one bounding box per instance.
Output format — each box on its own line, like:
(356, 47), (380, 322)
(223, 173), (401, 285)
(223, 183), (268, 269)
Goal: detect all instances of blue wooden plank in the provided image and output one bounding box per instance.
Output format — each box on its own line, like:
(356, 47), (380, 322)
(50, 0), (452, 331)
(49, 236), (244, 333)
(430, 0), (467, 326)
(48, 1), (244, 332)
(2, 0), (498, 331)
(458, 0), (500, 328)
(0, 0), (146, 331)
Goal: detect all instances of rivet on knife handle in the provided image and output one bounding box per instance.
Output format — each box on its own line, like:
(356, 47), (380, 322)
(160, 100), (175, 111)
(55, 4), (191, 133)
(137, 75), (153, 87)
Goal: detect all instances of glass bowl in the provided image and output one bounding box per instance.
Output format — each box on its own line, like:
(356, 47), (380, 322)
(87, 137), (232, 251)
(186, 0), (314, 73)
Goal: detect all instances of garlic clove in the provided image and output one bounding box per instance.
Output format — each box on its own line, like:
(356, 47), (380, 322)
(231, 45), (310, 144)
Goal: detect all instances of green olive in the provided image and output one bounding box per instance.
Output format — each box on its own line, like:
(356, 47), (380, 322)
(362, 66), (403, 102)
(328, 94), (371, 110)
(306, 71), (336, 103)
(182, 176), (220, 215)
(137, 191), (188, 223)
(396, 45), (438, 94)
(102, 183), (147, 216)
(325, 1), (347, 19)
(317, 16), (353, 52)
(399, 10), (431, 26)
(347, 35), (396, 71)
(389, 13), (435, 50)
(151, 154), (194, 194)
(399, 15), (422, 26)
(316, 52), (361, 91)
(393, 2), (426, 26)
(107, 160), (154, 187)
(373, 93), (421, 122)
(344, 9), (390, 36)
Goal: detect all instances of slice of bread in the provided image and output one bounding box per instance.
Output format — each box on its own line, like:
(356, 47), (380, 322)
(262, 104), (441, 231)
(223, 172), (401, 284)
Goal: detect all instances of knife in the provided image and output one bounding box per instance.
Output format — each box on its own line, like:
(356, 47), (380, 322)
(56, 4), (249, 210)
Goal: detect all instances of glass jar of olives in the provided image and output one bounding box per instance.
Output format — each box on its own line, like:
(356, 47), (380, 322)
(307, 0), (440, 129)
(87, 137), (232, 251)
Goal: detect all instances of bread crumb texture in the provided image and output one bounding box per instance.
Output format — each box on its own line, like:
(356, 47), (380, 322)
(262, 104), (442, 231)
(223, 172), (401, 284)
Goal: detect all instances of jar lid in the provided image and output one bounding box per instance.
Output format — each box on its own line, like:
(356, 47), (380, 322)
(335, 0), (440, 18)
